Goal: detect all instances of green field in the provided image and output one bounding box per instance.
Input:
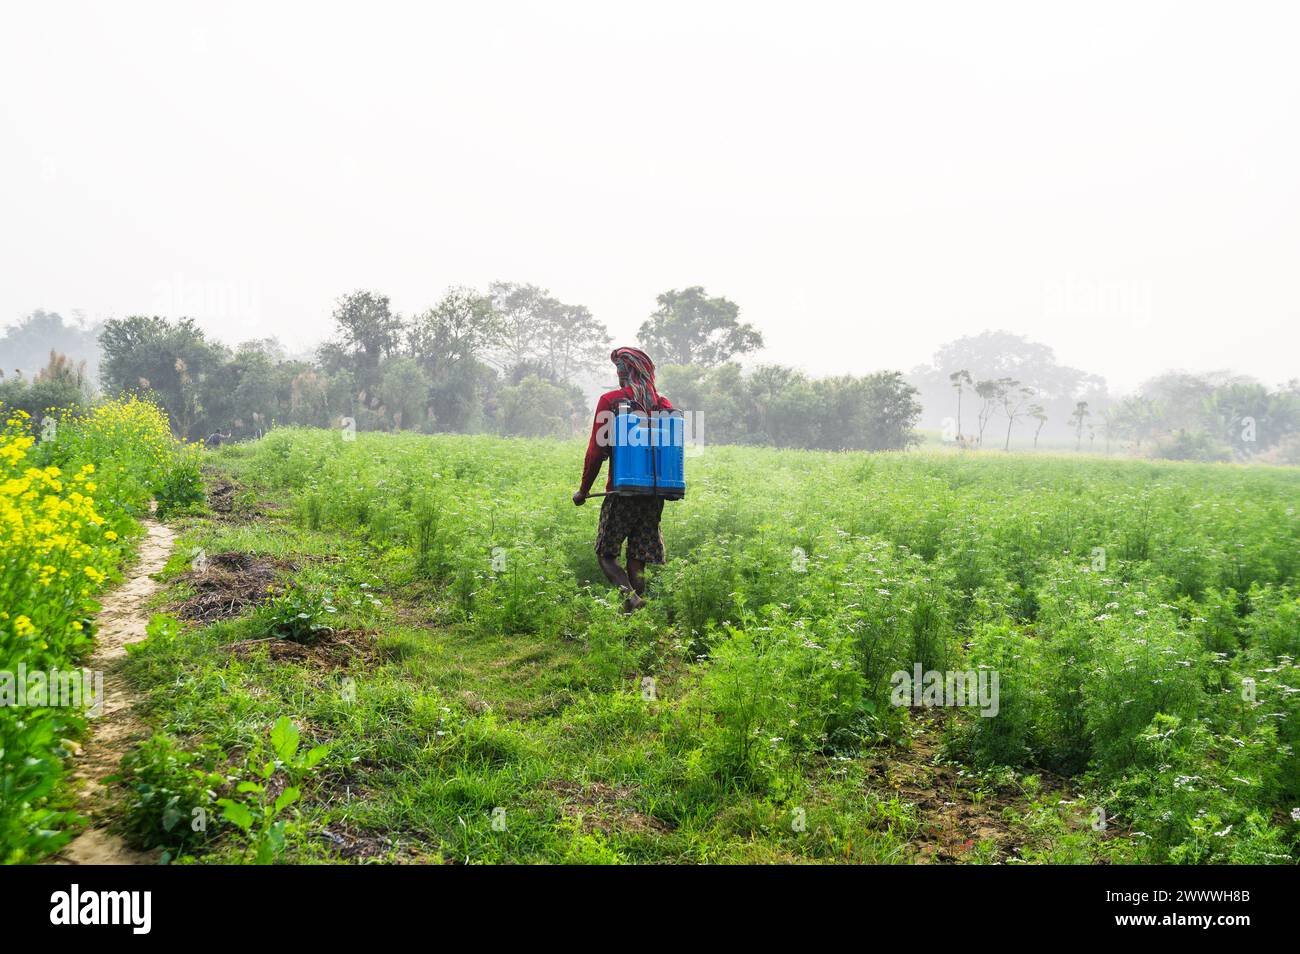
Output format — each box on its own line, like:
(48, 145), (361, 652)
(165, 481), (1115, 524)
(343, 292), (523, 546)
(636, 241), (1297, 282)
(120, 429), (1300, 864)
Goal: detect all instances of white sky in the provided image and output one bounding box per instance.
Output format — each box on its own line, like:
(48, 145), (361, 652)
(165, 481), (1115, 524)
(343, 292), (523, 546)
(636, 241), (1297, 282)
(1, 0), (1297, 393)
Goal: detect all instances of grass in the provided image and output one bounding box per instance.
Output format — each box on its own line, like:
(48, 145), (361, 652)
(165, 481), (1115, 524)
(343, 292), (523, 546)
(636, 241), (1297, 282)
(115, 428), (1300, 864)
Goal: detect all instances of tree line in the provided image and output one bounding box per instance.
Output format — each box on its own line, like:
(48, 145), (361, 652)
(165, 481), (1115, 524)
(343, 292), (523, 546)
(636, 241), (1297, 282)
(9, 302), (1292, 461)
(910, 330), (1300, 462)
(0, 284), (926, 451)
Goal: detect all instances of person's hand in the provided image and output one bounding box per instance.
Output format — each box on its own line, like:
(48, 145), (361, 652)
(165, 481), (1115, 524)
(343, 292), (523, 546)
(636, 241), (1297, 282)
(572, 490), (587, 506)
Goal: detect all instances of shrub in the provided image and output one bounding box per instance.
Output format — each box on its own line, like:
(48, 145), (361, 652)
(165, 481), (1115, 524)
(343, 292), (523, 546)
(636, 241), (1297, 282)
(216, 716), (328, 864)
(1150, 430), (1232, 462)
(255, 585), (337, 644)
(114, 733), (224, 855)
(154, 446), (206, 518)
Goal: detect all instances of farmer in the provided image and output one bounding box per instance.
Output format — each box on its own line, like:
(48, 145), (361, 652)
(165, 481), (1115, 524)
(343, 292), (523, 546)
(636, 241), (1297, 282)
(573, 347), (673, 611)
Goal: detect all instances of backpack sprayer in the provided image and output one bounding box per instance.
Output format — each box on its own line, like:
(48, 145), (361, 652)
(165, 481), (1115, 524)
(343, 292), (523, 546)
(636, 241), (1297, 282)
(584, 399), (686, 500)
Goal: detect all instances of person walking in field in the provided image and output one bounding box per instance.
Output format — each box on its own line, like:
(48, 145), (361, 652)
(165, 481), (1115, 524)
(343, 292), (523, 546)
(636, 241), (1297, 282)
(573, 347), (673, 612)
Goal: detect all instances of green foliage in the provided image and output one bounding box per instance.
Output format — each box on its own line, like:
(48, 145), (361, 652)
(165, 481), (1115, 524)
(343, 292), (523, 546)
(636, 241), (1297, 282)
(98, 315), (227, 440)
(129, 427), (1300, 863)
(255, 585), (338, 643)
(1111, 714), (1293, 863)
(656, 363), (922, 450)
(0, 710), (78, 863)
(695, 610), (869, 792)
(0, 349), (92, 421)
(154, 445), (207, 518)
(496, 375), (583, 438)
(1151, 429), (1232, 462)
(637, 286), (762, 367)
(114, 733), (224, 856)
(215, 716), (328, 865)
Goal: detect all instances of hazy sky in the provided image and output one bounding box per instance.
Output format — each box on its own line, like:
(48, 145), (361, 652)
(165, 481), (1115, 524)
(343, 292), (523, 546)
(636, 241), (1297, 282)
(2, 1), (1296, 393)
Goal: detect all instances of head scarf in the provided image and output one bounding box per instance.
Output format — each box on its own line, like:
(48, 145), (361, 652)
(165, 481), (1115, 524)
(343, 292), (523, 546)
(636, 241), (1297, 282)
(611, 346), (659, 412)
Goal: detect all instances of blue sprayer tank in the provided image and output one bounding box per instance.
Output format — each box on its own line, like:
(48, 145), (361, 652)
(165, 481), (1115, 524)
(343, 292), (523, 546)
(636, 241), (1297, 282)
(609, 401), (686, 499)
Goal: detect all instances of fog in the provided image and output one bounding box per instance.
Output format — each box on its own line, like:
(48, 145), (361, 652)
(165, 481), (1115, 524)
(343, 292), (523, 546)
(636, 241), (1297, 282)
(2, 0), (1297, 393)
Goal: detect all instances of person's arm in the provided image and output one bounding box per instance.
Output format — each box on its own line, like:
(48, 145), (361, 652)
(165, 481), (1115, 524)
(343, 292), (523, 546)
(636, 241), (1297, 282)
(575, 395), (611, 502)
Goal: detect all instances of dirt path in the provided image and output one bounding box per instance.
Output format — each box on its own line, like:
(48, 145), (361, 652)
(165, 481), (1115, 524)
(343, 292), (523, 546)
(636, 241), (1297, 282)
(53, 519), (176, 866)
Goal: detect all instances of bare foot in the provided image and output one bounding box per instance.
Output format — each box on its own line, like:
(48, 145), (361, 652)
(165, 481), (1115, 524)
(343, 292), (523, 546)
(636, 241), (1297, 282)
(622, 591), (645, 613)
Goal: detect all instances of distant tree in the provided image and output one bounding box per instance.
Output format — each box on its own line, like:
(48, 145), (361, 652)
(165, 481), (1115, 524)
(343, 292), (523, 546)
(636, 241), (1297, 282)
(910, 330), (1106, 440)
(545, 304), (611, 380)
(196, 351), (252, 438)
(656, 362), (920, 450)
(378, 356), (432, 432)
(974, 379), (1003, 447)
(812, 375), (874, 450)
(290, 369), (331, 428)
(1100, 407), (1118, 455)
(1073, 403), (1090, 447)
(0, 351), (91, 422)
(409, 287), (503, 432)
(1068, 400), (1091, 450)
(747, 365), (812, 447)
(324, 291), (403, 390)
(488, 282), (557, 373)
(999, 380), (1034, 450)
(637, 286), (762, 367)
(236, 337), (288, 363)
(229, 345), (294, 436)
(487, 282), (610, 382)
(440, 360), (500, 433)
(1029, 403), (1048, 449)
(859, 371), (923, 451)
(653, 364), (711, 418)
(656, 361), (748, 443)
(1138, 371), (1215, 433)
(99, 316), (227, 438)
(0, 310), (104, 381)
(949, 369), (972, 440)
(1202, 380), (1293, 457)
(495, 375), (583, 438)
(1111, 396), (1158, 449)
(409, 288), (501, 375)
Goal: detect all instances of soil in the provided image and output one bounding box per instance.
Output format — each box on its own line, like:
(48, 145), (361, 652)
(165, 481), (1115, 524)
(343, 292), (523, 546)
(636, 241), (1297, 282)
(219, 629), (377, 670)
(204, 472), (288, 524)
(547, 780), (672, 836)
(863, 710), (1072, 863)
(175, 551), (293, 622)
(207, 477), (240, 515)
(315, 825), (399, 861)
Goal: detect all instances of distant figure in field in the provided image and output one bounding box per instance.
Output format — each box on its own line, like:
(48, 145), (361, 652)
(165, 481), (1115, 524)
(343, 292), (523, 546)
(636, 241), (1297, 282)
(573, 347), (674, 612)
(204, 431), (232, 448)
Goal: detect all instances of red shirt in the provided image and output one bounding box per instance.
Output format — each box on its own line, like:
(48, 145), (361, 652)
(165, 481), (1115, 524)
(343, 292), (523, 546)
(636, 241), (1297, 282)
(579, 386), (674, 494)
